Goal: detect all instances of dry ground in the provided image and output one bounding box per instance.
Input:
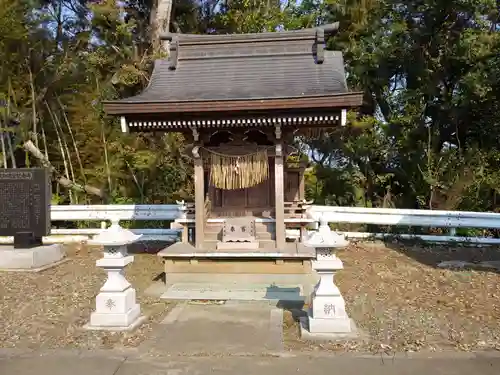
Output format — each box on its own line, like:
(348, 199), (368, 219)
(284, 241), (500, 353)
(0, 243), (173, 350)
(1, 241), (500, 353)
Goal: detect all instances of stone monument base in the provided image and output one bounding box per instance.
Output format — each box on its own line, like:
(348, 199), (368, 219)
(84, 283), (146, 331)
(299, 315), (360, 341)
(84, 310), (146, 332)
(0, 244), (66, 272)
(83, 315), (147, 332)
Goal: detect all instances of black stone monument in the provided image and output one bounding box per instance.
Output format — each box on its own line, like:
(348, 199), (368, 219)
(0, 168), (51, 248)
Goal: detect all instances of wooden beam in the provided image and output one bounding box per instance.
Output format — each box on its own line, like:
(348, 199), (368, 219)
(103, 92), (364, 115)
(274, 129), (285, 248)
(193, 146), (205, 248)
(120, 116), (129, 133)
(299, 170), (305, 201)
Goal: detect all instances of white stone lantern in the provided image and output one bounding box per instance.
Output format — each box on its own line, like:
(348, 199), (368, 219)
(84, 220), (146, 331)
(301, 217), (357, 339)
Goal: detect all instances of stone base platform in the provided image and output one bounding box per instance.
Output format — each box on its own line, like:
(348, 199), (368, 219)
(299, 316), (361, 341)
(216, 241), (260, 250)
(146, 272), (318, 302)
(158, 242), (315, 276)
(161, 282), (307, 301)
(0, 244), (66, 272)
(83, 315), (147, 332)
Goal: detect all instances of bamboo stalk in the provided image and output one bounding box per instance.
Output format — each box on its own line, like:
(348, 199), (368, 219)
(95, 77), (112, 192)
(56, 96), (86, 184)
(101, 124), (112, 192)
(6, 128), (16, 168)
(125, 160), (144, 203)
(1, 93), (17, 168)
(0, 130), (7, 168)
(27, 68), (38, 148)
(45, 102), (73, 202)
(54, 110), (78, 203)
(41, 123), (49, 160)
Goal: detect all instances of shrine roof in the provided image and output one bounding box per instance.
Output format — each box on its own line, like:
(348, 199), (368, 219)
(103, 24), (363, 117)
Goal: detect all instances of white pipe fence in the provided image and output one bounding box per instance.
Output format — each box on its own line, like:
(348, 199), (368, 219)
(50, 204), (183, 222)
(308, 205), (500, 230)
(1, 204), (500, 245)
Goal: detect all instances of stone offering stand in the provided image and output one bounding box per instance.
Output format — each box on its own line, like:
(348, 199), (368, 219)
(84, 219), (146, 331)
(300, 218), (358, 340)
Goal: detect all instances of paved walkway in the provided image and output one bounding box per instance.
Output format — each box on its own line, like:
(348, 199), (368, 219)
(1, 350), (500, 375)
(2, 300), (500, 374)
(143, 301), (284, 355)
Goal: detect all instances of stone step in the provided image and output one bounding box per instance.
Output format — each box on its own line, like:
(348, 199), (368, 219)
(205, 225), (275, 238)
(204, 230), (273, 239)
(255, 222), (276, 231)
(259, 240), (277, 249)
(205, 221), (275, 231)
(205, 233), (275, 241)
(161, 282), (307, 301)
(203, 240), (218, 250)
(205, 234), (274, 241)
(205, 224), (223, 232)
(256, 232), (274, 240)
(204, 232), (221, 241)
(202, 240), (279, 251)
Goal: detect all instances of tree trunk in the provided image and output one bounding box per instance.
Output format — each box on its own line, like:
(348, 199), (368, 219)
(151, 0), (173, 52)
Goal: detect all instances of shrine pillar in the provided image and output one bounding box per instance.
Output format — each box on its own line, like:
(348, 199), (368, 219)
(192, 145), (204, 249)
(275, 126), (285, 248)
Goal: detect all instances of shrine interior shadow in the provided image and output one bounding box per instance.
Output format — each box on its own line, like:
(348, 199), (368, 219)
(266, 286), (307, 320)
(152, 271), (166, 283)
(263, 285), (303, 301)
(276, 299), (307, 321)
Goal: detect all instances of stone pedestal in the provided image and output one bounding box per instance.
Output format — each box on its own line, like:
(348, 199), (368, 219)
(0, 244), (65, 272)
(300, 218), (357, 340)
(84, 221), (146, 331)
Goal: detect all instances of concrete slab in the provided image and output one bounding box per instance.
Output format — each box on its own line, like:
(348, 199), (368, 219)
(0, 244), (65, 271)
(143, 302), (284, 355)
(2, 352), (500, 375)
(161, 282), (306, 301)
(116, 356), (500, 375)
(0, 353), (124, 375)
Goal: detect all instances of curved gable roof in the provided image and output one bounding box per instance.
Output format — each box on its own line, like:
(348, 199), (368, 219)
(103, 24), (362, 115)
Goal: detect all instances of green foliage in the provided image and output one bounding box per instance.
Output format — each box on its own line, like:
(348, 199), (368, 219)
(300, 0), (500, 212)
(0, 0), (498, 219)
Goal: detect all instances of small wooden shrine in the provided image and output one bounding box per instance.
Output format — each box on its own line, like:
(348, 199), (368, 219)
(103, 24), (362, 275)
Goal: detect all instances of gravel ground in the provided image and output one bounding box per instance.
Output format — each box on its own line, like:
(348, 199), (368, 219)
(0, 243), (174, 350)
(2, 241), (500, 353)
(284, 241), (500, 353)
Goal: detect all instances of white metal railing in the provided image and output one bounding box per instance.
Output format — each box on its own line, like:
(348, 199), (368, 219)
(50, 204), (183, 222)
(0, 204), (184, 245)
(308, 205), (500, 244)
(2, 204), (500, 245)
(308, 205), (500, 229)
